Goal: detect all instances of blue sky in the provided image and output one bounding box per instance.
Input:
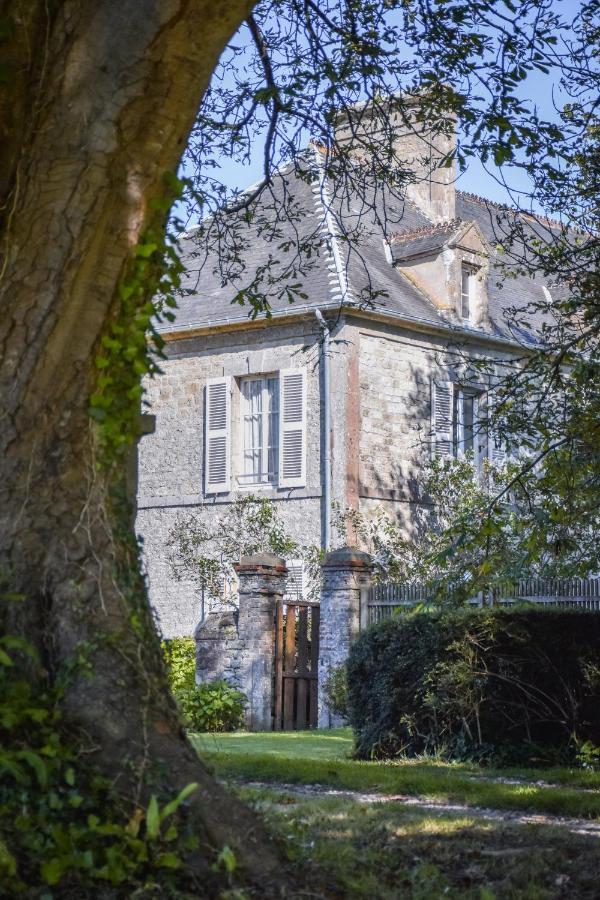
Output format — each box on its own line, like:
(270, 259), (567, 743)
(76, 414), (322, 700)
(181, 1), (576, 220)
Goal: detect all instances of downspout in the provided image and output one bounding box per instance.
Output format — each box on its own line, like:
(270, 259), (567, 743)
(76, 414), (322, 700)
(315, 308), (331, 550)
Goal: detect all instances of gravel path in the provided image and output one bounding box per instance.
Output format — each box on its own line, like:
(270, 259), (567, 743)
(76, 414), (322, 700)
(462, 772), (600, 794)
(242, 779), (600, 838)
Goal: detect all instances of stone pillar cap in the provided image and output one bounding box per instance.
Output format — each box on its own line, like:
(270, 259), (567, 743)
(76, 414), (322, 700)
(322, 545), (373, 569)
(235, 553), (287, 573)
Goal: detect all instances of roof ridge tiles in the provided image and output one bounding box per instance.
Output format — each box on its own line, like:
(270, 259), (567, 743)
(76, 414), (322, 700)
(456, 190), (511, 211)
(389, 217), (463, 243)
(456, 190), (576, 233)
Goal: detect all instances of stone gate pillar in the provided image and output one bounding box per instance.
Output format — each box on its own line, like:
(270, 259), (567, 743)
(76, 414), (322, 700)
(318, 546), (373, 728)
(236, 553), (288, 731)
(195, 609), (239, 686)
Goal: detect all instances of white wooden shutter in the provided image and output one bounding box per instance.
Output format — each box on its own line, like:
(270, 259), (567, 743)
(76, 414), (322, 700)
(431, 379), (454, 457)
(204, 377), (231, 493)
(284, 559), (305, 602)
(487, 390), (507, 466)
(279, 368), (306, 488)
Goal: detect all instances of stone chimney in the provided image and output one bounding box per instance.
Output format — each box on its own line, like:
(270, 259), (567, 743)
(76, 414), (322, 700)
(335, 94), (456, 224)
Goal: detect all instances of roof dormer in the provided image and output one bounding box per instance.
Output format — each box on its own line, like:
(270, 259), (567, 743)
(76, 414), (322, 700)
(387, 218), (491, 328)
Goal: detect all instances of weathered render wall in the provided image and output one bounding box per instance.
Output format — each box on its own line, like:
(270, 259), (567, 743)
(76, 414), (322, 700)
(136, 318), (349, 637)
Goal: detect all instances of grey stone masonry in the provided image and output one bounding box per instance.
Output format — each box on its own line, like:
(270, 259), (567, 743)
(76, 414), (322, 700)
(194, 553), (287, 731)
(236, 554), (288, 731)
(318, 546), (373, 728)
(195, 610), (240, 686)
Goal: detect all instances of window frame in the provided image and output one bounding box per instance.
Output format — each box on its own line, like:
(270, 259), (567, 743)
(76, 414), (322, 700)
(453, 385), (483, 463)
(461, 263), (476, 320)
(238, 373), (280, 489)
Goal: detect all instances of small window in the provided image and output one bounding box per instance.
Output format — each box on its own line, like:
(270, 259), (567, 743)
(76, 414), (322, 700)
(239, 375), (279, 486)
(461, 264), (474, 319)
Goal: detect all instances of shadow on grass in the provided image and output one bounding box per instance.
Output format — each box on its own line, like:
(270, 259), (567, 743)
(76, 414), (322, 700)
(191, 729), (600, 820)
(239, 786), (600, 900)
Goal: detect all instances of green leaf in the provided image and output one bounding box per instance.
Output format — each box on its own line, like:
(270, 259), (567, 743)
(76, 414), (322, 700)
(17, 750), (47, 788)
(0, 839), (16, 877)
(161, 781), (198, 821)
(155, 851), (181, 869)
(0, 635), (40, 664)
(135, 242), (157, 258)
(214, 844), (237, 875)
(0, 753), (25, 782)
(145, 794), (160, 839)
(118, 282), (135, 301)
(41, 857), (64, 885)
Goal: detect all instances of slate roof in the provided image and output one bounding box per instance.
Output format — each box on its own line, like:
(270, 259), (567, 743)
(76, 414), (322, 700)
(158, 166), (563, 346)
(388, 219), (464, 261)
(456, 192), (562, 341)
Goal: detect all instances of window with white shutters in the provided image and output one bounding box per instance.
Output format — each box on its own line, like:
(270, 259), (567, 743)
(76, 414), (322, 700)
(432, 379), (487, 464)
(279, 368), (307, 488)
(204, 377), (231, 493)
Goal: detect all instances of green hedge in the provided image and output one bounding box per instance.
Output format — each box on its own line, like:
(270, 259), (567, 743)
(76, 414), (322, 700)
(346, 607), (600, 765)
(161, 638), (246, 732)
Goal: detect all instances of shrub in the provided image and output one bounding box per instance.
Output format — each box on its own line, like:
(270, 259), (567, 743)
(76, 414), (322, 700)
(347, 607), (600, 765)
(161, 639), (246, 732)
(162, 636), (196, 694)
(322, 664), (349, 719)
(179, 680), (246, 733)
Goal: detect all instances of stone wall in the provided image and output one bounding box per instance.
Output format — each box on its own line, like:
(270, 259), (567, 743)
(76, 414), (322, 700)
(138, 321), (323, 502)
(195, 609), (240, 686)
(195, 548), (375, 732)
(135, 306), (516, 637)
(318, 546), (372, 727)
(137, 497), (322, 637)
(354, 318), (508, 537)
(195, 554), (287, 731)
(136, 317), (353, 638)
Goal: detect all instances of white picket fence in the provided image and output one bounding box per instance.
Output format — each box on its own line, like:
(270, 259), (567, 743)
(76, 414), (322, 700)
(366, 577), (600, 625)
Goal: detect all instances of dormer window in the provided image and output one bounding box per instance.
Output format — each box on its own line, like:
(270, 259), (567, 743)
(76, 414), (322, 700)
(461, 264), (474, 320)
(388, 220), (489, 326)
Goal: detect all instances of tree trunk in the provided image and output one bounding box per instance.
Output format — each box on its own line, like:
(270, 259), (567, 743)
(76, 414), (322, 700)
(0, 0), (290, 891)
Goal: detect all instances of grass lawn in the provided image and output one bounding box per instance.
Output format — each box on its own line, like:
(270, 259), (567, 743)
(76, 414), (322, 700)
(193, 729), (600, 898)
(193, 728), (600, 821)
(193, 726), (353, 760)
(239, 784), (600, 899)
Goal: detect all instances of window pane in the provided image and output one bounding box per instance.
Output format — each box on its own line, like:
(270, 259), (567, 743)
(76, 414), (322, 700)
(266, 377), (279, 481)
(463, 395), (474, 453)
(242, 380), (263, 482)
(240, 376), (279, 485)
(461, 266), (471, 319)
(454, 389), (477, 457)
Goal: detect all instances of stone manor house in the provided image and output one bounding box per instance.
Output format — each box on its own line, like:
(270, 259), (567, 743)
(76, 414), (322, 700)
(136, 108), (556, 640)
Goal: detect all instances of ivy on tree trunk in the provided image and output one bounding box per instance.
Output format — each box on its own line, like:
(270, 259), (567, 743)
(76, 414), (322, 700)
(0, 0), (289, 890)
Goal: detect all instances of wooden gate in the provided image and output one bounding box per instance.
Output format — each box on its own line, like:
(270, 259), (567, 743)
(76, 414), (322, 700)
(273, 600), (319, 730)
